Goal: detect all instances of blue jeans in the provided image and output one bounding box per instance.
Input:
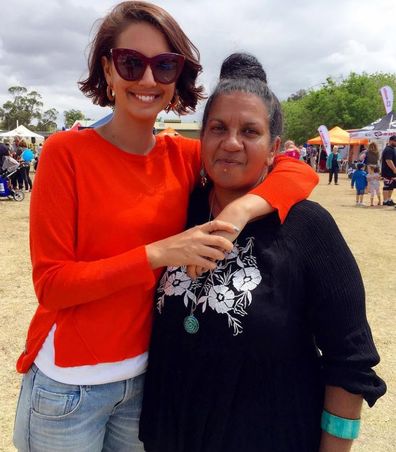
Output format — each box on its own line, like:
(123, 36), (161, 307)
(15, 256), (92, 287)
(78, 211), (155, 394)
(13, 364), (145, 451)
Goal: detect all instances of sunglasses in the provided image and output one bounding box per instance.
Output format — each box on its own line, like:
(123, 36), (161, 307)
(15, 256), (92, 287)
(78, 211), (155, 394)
(110, 48), (185, 84)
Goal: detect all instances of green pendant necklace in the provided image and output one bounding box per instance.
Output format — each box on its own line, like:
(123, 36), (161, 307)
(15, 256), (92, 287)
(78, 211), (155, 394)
(183, 270), (215, 334)
(183, 191), (217, 334)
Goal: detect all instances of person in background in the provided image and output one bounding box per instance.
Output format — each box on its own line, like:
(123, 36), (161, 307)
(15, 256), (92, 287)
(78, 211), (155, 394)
(9, 145), (24, 190)
(359, 145), (368, 167)
(318, 147), (328, 172)
(326, 145), (341, 185)
(366, 165), (381, 206)
(12, 3), (317, 451)
(380, 135), (396, 206)
(299, 144), (307, 161)
(21, 142), (34, 191)
(140, 52), (386, 452)
(307, 145), (318, 170)
(366, 142), (380, 167)
(34, 143), (43, 171)
(283, 139), (300, 159)
(351, 162), (367, 206)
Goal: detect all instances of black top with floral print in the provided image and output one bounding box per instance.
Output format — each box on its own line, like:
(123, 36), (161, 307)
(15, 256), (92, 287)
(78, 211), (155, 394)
(140, 188), (386, 452)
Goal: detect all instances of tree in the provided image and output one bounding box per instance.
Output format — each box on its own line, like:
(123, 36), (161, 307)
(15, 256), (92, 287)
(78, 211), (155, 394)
(64, 109), (86, 128)
(282, 72), (396, 144)
(36, 108), (59, 132)
(1, 86), (43, 130)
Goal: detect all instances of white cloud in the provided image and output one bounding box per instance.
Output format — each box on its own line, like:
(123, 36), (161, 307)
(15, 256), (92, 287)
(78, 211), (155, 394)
(1, 0), (395, 127)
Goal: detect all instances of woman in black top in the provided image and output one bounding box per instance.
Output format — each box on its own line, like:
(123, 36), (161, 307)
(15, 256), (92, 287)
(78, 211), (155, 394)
(139, 53), (386, 452)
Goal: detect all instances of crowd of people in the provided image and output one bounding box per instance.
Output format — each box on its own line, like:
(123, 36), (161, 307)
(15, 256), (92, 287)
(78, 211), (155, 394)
(0, 137), (42, 192)
(280, 137), (396, 208)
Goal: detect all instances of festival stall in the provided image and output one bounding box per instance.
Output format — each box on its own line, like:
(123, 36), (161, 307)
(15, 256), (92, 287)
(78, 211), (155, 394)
(0, 125), (44, 144)
(307, 126), (368, 146)
(307, 126), (368, 170)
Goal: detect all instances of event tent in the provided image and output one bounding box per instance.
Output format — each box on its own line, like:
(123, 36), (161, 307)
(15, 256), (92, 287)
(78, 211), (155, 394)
(307, 126), (368, 145)
(349, 111), (396, 140)
(0, 124), (44, 142)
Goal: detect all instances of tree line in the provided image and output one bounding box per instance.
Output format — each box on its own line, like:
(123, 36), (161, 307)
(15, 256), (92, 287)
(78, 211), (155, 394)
(282, 72), (396, 144)
(1, 72), (396, 139)
(0, 86), (87, 132)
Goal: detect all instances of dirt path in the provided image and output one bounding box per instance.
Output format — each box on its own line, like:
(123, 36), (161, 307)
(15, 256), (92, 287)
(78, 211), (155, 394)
(0, 172), (394, 451)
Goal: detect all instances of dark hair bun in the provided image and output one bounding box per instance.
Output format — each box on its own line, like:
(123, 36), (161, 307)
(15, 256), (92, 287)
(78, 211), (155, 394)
(219, 52), (267, 83)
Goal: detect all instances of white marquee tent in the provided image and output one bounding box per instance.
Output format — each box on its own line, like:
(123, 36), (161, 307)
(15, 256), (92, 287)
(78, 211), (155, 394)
(0, 125), (44, 142)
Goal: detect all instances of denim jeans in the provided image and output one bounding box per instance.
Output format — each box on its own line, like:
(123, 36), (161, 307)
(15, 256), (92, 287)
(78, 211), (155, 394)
(13, 364), (145, 451)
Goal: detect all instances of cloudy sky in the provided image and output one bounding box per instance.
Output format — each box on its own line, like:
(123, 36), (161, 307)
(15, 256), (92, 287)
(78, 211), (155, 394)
(1, 0), (395, 128)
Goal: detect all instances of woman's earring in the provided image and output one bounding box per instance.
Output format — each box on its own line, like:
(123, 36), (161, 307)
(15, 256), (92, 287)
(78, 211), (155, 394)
(106, 85), (115, 102)
(200, 167), (208, 188)
(166, 92), (179, 112)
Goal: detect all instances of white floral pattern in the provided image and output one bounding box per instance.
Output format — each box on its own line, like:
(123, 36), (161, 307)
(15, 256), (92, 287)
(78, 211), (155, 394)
(156, 237), (262, 335)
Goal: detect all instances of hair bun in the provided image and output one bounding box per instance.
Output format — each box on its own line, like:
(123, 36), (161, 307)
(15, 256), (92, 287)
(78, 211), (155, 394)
(219, 52), (267, 83)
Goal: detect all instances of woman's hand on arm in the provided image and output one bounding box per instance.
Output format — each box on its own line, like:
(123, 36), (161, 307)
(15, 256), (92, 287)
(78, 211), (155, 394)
(319, 386), (363, 452)
(187, 156), (318, 278)
(146, 220), (235, 270)
(186, 195), (266, 278)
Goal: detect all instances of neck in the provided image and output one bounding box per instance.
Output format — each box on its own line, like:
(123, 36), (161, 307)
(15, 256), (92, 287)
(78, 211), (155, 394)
(210, 169), (269, 217)
(97, 109), (156, 155)
(210, 186), (249, 217)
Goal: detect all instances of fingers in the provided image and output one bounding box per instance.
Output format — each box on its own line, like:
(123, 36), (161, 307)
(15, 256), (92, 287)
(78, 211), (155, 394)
(195, 266), (207, 277)
(207, 246), (226, 261)
(204, 234), (234, 253)
(186, 265), (197, 280)
(194, 256), (217, 270)
(187, 265), (208, 280)
(203, 220), (240, 235)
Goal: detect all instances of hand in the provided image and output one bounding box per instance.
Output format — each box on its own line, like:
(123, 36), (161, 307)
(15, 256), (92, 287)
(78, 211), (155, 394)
(186, 228), (241, 279)
(146, 220), (235, 270)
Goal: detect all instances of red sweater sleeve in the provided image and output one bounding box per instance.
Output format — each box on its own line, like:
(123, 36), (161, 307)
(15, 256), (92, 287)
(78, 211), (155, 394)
(250, 155), (319, 223)
(30, 133), (156, 311)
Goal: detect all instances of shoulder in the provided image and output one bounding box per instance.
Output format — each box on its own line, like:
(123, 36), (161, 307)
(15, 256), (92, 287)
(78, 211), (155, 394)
(161, 134), (199, 151)
(284, 200), (337, 235)
(160, 134), (200, 166)
(44, 129), (82, 146)
(42, 130), (92, 154)
(383, 146), (394, 154)
(39, 129), (97, 169)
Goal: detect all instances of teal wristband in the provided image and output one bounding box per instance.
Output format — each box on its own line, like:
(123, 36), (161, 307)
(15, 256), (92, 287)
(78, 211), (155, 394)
(321, 410), (361, 440)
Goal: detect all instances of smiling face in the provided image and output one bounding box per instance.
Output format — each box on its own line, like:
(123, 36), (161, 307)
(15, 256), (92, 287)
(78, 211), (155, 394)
(201, 91), (280, 193)
(102, 21), (176, 122)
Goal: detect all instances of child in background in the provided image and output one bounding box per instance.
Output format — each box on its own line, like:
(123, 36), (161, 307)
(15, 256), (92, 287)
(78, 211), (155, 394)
(283, 140), (300, 159)
(351, 162), (367, 206)
(366, 166), (381, 206)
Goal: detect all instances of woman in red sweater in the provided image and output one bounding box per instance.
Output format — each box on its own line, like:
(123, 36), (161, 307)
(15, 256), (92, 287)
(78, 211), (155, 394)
(13, 2), (318, 451)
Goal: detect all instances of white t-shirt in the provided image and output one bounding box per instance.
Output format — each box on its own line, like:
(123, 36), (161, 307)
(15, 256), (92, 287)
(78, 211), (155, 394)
(34, 324), (147, 385)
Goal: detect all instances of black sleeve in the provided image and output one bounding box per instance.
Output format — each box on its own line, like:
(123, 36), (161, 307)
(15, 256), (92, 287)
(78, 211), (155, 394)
(290, 201), (386, 407)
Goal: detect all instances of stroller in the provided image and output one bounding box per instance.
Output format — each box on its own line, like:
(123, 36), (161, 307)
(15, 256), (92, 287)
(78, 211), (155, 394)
(0, 157), (25, 201)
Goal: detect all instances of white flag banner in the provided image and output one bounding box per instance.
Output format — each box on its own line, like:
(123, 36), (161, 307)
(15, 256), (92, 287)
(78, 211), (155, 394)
(318, 125), (332, 155)
(380, 86), (393, 114)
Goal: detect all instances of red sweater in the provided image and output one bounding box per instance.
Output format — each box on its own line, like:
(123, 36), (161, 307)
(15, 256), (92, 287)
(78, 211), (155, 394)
(17, 129), (318, 372)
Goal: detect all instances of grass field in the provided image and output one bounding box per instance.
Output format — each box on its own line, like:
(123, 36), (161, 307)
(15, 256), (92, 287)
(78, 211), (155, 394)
(0, 172), (394, 451)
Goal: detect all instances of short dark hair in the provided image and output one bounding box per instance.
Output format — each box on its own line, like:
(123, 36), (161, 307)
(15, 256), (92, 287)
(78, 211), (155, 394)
(79, 1), (205, 114)
(389, 135), (396, 141)
(357, 162), (365, 169)
(201, 52), (283, 142)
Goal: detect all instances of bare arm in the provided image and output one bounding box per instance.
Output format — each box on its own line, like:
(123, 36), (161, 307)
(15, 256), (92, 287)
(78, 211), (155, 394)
(385, 158), (396, 174)
(319, 386), (363, 452)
